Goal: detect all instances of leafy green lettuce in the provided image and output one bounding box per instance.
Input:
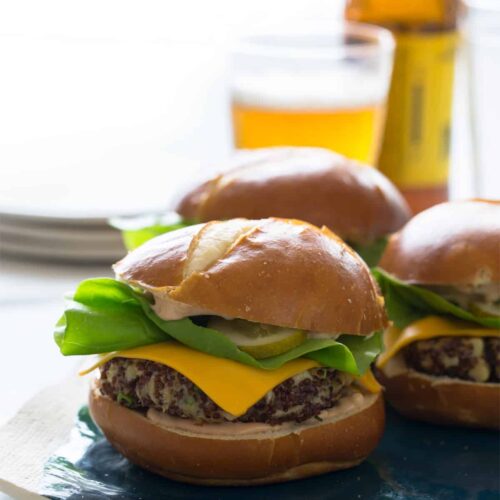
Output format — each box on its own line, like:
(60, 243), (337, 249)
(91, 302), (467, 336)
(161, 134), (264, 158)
(350, 237), (388, 268)
(109, 213), (195, 250)
(373, 268), (500, 330)
(55, 278), (382, 376)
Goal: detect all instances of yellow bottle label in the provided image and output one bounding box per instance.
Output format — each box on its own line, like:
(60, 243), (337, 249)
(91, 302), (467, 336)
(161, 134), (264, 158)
(378, 32), (457, 188)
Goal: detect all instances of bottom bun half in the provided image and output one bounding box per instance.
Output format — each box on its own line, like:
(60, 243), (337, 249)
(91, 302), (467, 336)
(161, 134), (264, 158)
(89, 383), (385, 486)
(377, 355), (500, 430)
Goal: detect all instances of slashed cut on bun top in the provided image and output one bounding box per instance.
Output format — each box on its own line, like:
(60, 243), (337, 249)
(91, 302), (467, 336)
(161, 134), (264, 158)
(176, 147), (411, 245)
(114, 218), (387, 335)
(379, 199), (500, 286)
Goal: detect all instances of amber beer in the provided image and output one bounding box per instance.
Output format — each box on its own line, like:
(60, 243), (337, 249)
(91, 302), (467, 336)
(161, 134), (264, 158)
(230, 26), (394, 165)
(346, 0), (459, 213)
(232, 93), (385, 165)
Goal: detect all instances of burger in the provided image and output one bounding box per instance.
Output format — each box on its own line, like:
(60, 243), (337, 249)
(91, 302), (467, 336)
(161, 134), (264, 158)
(55, 217), (387, 485)
(117, 147), (411, 266)
(373, 200), (500, 429)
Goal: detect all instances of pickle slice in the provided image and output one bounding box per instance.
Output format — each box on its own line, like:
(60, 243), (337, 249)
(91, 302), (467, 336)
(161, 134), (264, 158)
(469, 302), (500, 319)
(208, 317), (306, 359)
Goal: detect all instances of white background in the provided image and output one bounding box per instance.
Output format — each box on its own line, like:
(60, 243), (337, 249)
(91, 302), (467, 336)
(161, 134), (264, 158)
(0, 0), (476, 218)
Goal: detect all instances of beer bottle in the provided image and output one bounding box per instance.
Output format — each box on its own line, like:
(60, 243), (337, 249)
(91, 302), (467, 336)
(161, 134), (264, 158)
(346, 0), (459, 213)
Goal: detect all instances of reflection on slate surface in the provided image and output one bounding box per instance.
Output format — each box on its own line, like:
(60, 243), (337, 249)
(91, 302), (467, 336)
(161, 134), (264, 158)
(41, 406), (500, 500)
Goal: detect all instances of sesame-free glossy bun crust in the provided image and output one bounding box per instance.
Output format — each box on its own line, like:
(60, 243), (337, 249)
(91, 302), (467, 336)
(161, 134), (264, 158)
(114, 218), (387, 335)
(177, 147), (410, 244)
(379, 199), (500, 286)
(89, 386), (385, 485)
(377, 356), (500, 430)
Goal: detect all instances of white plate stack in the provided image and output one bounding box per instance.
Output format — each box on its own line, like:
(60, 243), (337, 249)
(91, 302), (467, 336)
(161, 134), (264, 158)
(0, 144), (201, 264)
(0, 209), (125, 263)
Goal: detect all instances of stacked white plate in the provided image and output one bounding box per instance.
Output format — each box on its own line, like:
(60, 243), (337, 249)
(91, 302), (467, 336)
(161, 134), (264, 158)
(0, 143), (201, 264)
(0, 209), (125, 263)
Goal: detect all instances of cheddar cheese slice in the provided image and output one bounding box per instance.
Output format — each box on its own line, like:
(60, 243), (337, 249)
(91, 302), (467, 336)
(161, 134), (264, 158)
(81, 342), (319, 417)
(356, 369), (382, 393)
(377, 316), (499, 368)
(81, 341), (381, 417)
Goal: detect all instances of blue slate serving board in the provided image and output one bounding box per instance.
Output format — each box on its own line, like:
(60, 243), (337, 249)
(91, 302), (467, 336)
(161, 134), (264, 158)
(41, 405), (499, 499)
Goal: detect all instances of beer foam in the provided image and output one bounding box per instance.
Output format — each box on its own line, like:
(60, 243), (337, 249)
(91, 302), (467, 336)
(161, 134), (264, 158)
(232, 70), (388, 110)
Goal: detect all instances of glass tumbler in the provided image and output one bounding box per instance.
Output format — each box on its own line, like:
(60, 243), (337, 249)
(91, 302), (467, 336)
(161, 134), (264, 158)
(230, 23), (395, 165)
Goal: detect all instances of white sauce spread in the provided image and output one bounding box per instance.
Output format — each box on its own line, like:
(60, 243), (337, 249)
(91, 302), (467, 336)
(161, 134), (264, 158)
(150, 293), (343, 338)
(151, 293), (214, 320)
(147, 390), (376, 439)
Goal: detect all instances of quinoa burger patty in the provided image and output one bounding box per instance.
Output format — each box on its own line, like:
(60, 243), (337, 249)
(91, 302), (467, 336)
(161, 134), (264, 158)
(404, 336), (500, 383)
(99, 358), (354, 425)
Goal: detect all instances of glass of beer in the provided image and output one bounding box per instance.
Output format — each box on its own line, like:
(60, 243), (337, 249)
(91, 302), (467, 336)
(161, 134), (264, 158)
(230, 24), (394, 164)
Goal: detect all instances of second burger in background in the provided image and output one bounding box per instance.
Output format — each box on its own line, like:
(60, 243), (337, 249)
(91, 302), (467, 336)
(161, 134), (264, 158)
(373, 200), (500, 429)
(118, 147), (411, 266)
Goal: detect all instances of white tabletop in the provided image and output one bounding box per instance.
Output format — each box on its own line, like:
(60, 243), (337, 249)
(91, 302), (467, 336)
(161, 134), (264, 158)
(0, 259), (105, 426)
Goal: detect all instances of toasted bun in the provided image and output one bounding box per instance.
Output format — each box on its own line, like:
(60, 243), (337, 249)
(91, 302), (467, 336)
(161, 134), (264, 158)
(379, 199), (500, 286)
(89, 386), (385, 485)
(114, 218), (387, 335)
(377, 355), (500, 430)
(177, 147), (410, 244)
